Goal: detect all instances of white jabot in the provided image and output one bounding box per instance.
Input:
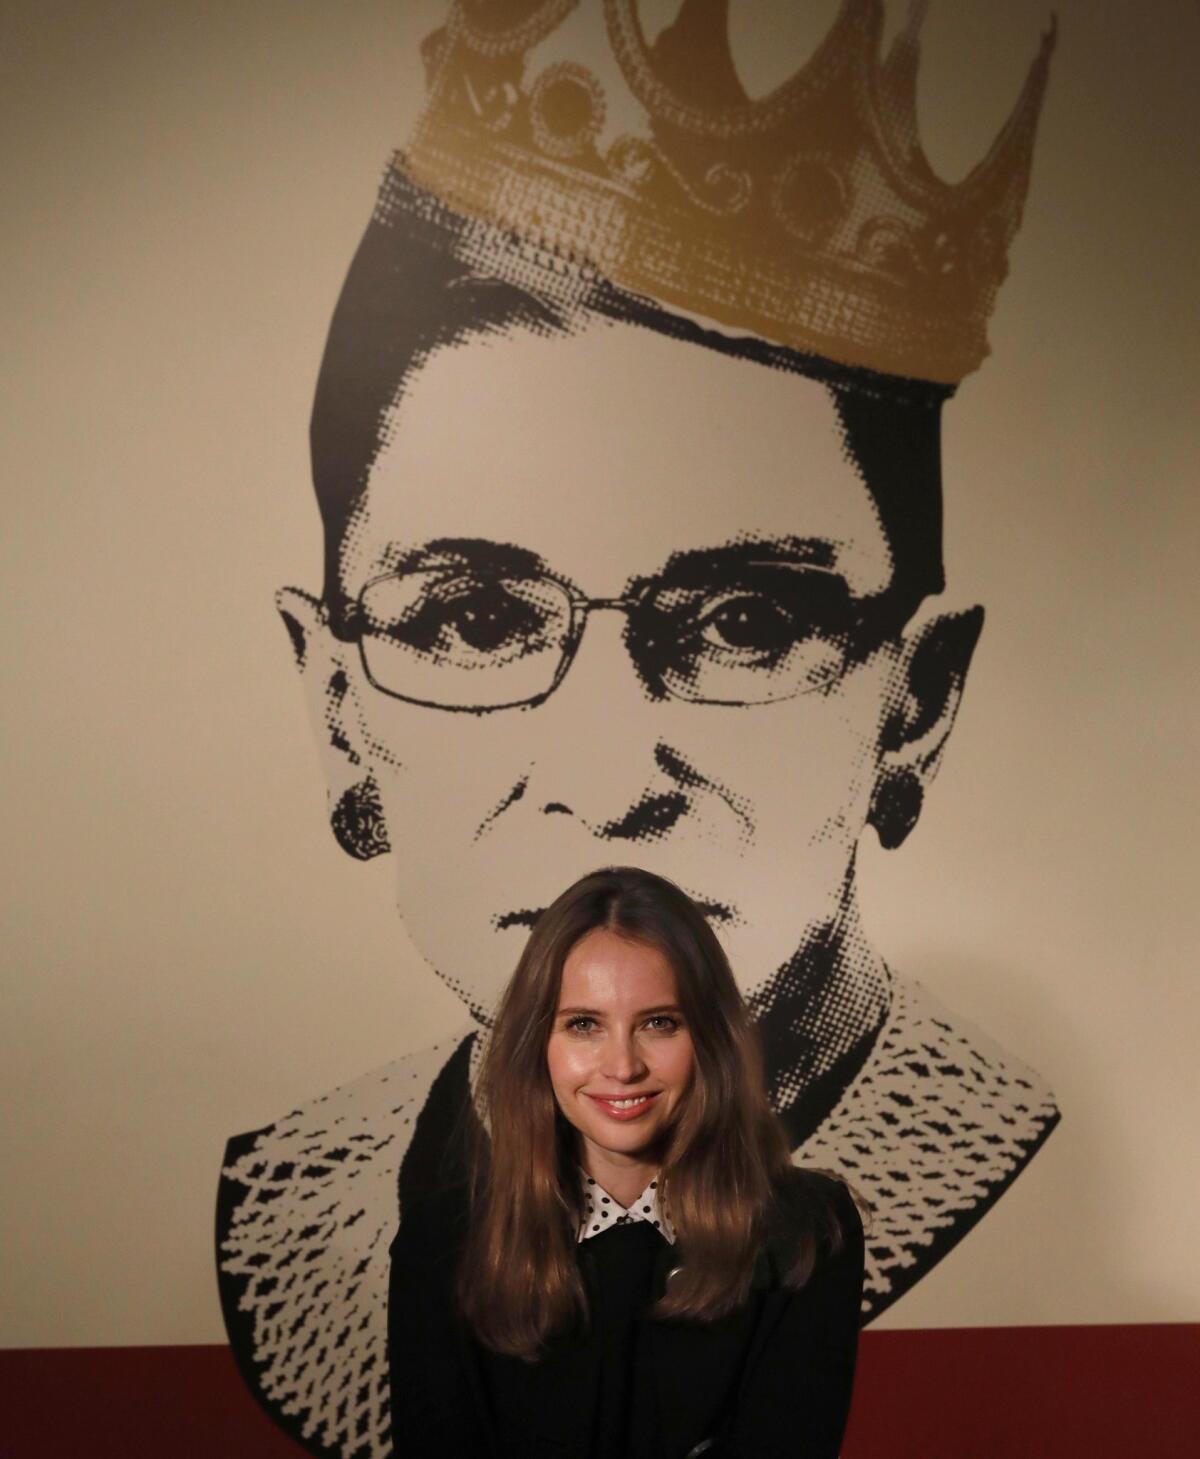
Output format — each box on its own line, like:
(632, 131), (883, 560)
(576, 1164), (676, 1245)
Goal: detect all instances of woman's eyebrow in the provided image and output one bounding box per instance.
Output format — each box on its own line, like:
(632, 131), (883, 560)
(557, 1004), (683, 1018)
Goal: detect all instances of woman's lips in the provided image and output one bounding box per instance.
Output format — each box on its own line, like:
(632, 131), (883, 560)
(585, 1092), (662, 1121)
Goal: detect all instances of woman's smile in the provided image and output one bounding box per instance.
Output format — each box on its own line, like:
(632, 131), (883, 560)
(585, 1091), (662, 1120)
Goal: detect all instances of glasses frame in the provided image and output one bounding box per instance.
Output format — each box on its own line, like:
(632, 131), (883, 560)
(330, 558), (912, 713)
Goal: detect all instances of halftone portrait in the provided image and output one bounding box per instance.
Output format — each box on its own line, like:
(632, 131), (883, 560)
(216, 3), (1060, 1454)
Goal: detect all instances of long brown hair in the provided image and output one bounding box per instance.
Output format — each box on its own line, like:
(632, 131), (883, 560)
(454, 864), (866, 1361)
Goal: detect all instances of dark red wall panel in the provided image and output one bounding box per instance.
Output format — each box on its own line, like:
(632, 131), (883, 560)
(2, 1325), (1196, 1458)
(842, 1324), (1198, 1458)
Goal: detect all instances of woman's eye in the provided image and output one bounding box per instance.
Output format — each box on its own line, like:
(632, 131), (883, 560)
(563, 1015), (679, 1034)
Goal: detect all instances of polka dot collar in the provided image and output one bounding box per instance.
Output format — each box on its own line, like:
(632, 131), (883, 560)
(576, 1165), (676, 1245)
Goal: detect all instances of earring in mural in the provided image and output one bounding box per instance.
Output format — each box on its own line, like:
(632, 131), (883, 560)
(869, 771), (924, 850)
(331, 776), (391, 860)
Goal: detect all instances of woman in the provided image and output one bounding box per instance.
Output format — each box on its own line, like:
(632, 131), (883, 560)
(388, 865), (867, 1459)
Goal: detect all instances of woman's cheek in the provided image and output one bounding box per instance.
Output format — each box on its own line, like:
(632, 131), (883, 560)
(550, 1046), (596, 1122)
(665, 1037), (696, 1092)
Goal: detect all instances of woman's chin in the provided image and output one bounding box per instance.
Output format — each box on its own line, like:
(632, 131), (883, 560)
(578, 1111), (669, 1158)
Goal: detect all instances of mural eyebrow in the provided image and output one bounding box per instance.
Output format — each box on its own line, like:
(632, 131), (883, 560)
(653, 534), (839, 584)
(370, 533), (842, 594)
(376, 536), (552, 577)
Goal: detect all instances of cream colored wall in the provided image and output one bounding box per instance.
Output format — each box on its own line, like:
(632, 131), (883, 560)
(2, 0), (1197, 1347)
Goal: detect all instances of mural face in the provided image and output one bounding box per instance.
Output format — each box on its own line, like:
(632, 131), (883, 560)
(290, 320), (911, 1025)
(217, 5), (1061, 1456)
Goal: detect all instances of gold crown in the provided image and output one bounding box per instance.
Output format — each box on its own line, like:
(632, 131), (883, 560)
(392, 0), (1057, 384)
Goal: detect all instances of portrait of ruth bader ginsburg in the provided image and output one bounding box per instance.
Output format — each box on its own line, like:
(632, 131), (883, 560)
(216, 3), (1062, 1456)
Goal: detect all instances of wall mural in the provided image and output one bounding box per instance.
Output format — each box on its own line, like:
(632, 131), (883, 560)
(216, 2), (1060, 1454)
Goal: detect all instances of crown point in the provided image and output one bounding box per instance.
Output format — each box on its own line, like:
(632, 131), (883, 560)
(878, 0), (930, 168)
(852, 0), (887, 46)
(897, 0), (931, 48)
(991, 14), (1056, 143)
(958, 9), (1058, 241)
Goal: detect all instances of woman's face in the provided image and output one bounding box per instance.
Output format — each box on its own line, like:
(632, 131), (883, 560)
(331, 319), (898, 1018)
(546, 927), (695, 1174)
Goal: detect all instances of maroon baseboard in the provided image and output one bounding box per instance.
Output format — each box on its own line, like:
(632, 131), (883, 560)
(843, 1324), (1198, 1457)
(1, 1343), (307, 1458)
(1, 1324), (1196, 1458)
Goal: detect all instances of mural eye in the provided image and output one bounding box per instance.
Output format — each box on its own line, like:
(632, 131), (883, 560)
(363, 571), (564, 668)
(401, 581), (540, 659)
(357, 569), (574, 707)
(693, 590), (810, 661)
(645, 571), (852, 702)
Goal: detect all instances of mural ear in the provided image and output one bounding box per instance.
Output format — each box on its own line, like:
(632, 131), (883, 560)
(274, 586), (393, 862)
(274, 585), (324, 671)
(869, 606), (984, 849)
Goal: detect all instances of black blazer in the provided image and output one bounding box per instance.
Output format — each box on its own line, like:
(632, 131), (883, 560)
(388, 1167), (864, 1459)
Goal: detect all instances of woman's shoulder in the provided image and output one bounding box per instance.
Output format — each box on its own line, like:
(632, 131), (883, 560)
(767, 1165), (866, 1266)
(390, 1177), (473, 1257)
(780, 1161), (863, 1211)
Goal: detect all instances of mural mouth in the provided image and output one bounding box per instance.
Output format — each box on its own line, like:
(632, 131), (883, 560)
(495, 898), (733, 931)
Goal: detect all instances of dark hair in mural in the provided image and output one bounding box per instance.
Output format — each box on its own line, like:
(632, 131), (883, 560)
(310, 167), (948, 623)
(453, 863), (867, 1361)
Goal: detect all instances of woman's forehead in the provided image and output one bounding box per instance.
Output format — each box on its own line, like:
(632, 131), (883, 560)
(560, 930), (678, 999)
(347, 321), (894, 597)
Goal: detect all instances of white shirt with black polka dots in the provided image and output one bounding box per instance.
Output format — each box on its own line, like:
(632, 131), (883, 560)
(576, 1165), (676, 1245)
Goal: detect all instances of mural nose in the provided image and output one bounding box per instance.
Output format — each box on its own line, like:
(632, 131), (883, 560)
(558, 602), (656, 707)
(534, 761), (688, 843)
(524, 610), (687, 835)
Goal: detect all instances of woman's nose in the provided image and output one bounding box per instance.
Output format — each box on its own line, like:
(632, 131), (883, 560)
(602, 1033), (649, 1081)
